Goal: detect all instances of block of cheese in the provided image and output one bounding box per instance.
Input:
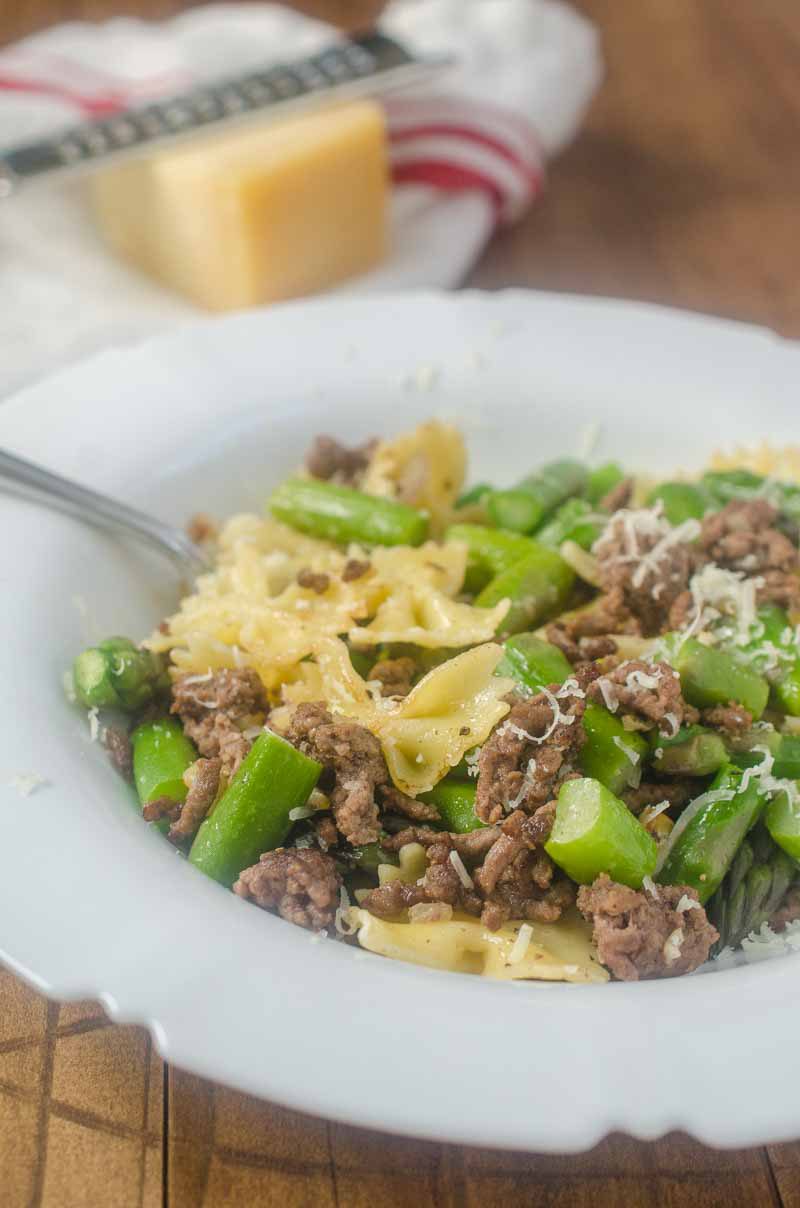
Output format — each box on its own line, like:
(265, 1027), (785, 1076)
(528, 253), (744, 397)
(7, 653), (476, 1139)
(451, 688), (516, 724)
(90, 100), (388, 311)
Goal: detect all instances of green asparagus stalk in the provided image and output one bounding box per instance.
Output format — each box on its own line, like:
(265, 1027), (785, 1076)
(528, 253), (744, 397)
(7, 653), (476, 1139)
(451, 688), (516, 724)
(646, 481), (710, 525)
(455, 483), (493, 509)
(672, 636), (770, 719)
(73, 636), (169, 711)
(707, 827), (797, 950)
(487, 459), (588, 533)
(729, 728), (800, 779)
(747, 604), (800, 717)
(419, 781), (485, 833)
(586, 462), (625, 506)
(475, 546), (575, 636)
(656, 763), (765, 903)
(545, 777), (658, 888)
(131, 718), (197, 807)
(648, 725), (728, 777)
(269, 478), (429, 547)
(535, 498), (603, 551)
(495, 633), (573, 689)
(445, 523), (538, 593)
(350, 841), (398, 872)
(765, 787), (800, 862)
(189, 731), (322, 887)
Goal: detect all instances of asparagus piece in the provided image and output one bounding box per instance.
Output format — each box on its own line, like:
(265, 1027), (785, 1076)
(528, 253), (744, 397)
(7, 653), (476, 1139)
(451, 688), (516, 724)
(455, 482), (492, 509)
(475, 546), (575, 636)
(189, 731), (322, 887)
(672, 636), (770, 719)
(487, 459), (588, 533)
(586, 462), (625, 506)
(535, 498), (603, 551)
(495, 633), (573, 690)
(648, 725), (728, 777)
(350, 841), (398, 872)
(446, 523), (538, 593)
(545, 777), (658, 888)
(656, 763), (765, 903)
(707, 827), (797, 950)
(646, 481), (710, 525)
(73, 636), (169, 711)
(765, 788), (800, 862)
(495, 632), (647, 795)
(269, 478), (429, 547)
(748, 604), (800, 717)
(729, 729), (800, 779)
(131, 718), (197, 807)
(419, 781), (485, 833)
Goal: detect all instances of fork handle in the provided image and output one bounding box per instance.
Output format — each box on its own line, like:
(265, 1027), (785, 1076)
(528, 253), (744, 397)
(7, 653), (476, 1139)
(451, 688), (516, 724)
(0, 448), (209, 578)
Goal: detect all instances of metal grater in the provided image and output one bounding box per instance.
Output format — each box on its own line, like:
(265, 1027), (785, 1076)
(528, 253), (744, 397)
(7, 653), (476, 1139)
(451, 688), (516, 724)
(0, 33), (449, 198)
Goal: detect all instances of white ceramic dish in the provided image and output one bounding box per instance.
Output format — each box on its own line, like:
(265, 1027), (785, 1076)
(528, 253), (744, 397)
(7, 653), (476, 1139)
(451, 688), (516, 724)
(2, 291), (800, 1153)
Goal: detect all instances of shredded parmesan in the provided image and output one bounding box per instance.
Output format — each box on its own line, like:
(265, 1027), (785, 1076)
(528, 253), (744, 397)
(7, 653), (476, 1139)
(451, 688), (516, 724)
(660, 712), (680, 739)
(288, 805), (316, 822)
(596, 678), (619, 713)
(663, 926), (685, 964)
(87, 707), (100, 742)
(335, 888), (359, 936)
(642, 875), (660, 899)
(676, 894), (701, 914)
(626, 666), (662, 691)
(612, 735), (640, 765)
(640, 800), (671, 827)
(182, 670), (214, 685)
(507, 922), (534, 965)
(448, 849), (474, 890)
(8, 772), (49, 798)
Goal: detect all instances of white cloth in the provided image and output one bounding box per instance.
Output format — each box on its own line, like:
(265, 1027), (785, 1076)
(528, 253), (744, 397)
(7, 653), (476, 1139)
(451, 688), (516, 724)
(0, 1), (601, 398)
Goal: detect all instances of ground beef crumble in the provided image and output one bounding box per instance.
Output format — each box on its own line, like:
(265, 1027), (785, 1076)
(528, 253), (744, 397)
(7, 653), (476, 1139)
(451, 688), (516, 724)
(598, 478), (634, 513)
(168, 757), (221, 843)
(103, 726), (133, 781)
(594, 512), (697, 635)
(234, 848), (341, 930)
(379, 784), (441, 823)
(476, 669), (595, 825)
(587, 659), (698, 733)
(698, 499), (800, 609)
(577, 874), (718, 980)
(305, 435), (377, 486)
(296, 568), (330, 594)
(369, 656), (416, 698)
(171, 668), (266, 778)
(342, 558), (372, 582)
(621, 778), (698, 815)
(701, 701), (753, 736)
(546, 587), (640, 664)
(284, 702), (387, 845)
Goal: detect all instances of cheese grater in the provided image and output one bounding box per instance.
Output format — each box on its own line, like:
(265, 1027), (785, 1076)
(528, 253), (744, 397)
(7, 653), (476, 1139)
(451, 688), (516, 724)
(0, 32), (449, 198)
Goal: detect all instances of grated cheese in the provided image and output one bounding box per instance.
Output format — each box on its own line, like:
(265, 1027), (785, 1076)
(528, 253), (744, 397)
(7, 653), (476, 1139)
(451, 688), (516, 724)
(642, 875), (660, 899)
(506, 757), (538, 811)
(612, 735), (640, 765)
(182, 670), (214, 685)
(335, 887), (359, 936)
(596, 678), (619, 713)
(288, 805), (316, 822)
(87, 708), (100, 742)
(507, 922), (534, 965)
(8, 772), (49, 798)
(660, 712), (680, 739)
(448, 849), (474, 890)
(625, 666), (662, 691)
(676, 894), (701, 914)
(663, 927), (685, 964)
(640, 800), (671, 827)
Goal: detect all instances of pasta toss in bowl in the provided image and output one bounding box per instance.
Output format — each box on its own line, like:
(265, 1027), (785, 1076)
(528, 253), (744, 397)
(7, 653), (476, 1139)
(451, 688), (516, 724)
(68, 419), (800, 985)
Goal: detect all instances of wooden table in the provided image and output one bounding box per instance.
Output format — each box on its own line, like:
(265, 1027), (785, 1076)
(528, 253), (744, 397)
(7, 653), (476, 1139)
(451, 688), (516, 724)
(3, 1), (800, 1204)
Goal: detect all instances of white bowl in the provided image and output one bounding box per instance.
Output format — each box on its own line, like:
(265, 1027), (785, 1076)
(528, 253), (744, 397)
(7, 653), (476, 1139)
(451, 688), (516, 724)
(2, 291), (799, 1153)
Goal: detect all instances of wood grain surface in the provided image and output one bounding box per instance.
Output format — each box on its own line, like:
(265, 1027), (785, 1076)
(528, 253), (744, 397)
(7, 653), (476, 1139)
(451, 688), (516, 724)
(3, 1), (800, 1204)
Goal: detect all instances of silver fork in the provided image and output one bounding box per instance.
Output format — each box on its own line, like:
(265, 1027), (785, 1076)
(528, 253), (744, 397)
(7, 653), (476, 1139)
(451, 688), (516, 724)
(0, 448), (210, 579)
